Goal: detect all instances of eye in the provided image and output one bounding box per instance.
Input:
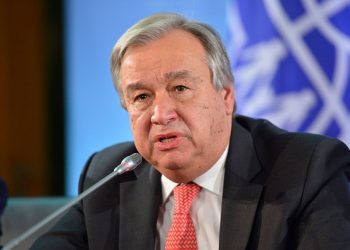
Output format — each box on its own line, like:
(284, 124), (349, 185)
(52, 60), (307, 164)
(174, 85), (189, 92)
(134, 93), (149, 102)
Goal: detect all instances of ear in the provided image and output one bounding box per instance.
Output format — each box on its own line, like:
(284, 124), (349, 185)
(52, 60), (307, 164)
(221, 85), (235, 115)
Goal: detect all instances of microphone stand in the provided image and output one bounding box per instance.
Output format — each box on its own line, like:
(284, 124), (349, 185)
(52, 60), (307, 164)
(3, 153), (142, 250)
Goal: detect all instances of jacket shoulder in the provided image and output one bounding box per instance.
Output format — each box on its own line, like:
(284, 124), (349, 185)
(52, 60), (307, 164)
(235, 115), (337, 149)
(235, 114), (349, 176)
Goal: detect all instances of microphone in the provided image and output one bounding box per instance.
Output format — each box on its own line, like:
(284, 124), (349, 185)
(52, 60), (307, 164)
(114, 153), (142, 174)
(3, 153), (142, 250)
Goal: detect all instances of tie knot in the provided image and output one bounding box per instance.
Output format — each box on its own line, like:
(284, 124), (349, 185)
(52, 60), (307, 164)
(173, 183), (201, 214)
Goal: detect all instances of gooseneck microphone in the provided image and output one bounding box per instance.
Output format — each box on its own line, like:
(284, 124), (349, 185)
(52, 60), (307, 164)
(3, 153), (143, 250)
(114, 153), (142, 174)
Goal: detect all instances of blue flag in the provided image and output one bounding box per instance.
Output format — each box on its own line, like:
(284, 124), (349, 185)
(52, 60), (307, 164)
(227, 0), (350, 146)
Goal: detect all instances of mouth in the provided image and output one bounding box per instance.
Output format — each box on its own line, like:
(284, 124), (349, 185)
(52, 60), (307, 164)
(154, 133), (183, 151)
(158, 135), (177, 143)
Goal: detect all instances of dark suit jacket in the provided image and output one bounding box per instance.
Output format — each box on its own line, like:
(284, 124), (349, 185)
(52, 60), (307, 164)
(31, 116), (350, 250)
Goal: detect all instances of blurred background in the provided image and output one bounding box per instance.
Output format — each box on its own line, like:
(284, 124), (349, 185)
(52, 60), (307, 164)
(1, 0), (350, 247)
(0, 0), (349, 198)
(0, 0), (64, 197)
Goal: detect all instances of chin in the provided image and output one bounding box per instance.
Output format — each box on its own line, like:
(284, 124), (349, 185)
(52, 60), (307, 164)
(161, 161), (184, 170)
(155, 159), (188, 174)
(152, 150), (184, 165)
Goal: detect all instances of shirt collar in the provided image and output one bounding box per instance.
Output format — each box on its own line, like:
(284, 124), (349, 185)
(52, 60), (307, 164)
(160, 145), (229, 203)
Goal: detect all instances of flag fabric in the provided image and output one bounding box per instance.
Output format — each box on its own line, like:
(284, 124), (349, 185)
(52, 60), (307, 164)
(227, 0), (350, 146)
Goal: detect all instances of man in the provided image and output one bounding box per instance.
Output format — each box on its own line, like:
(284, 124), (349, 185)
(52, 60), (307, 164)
(31, 13), (350, 250)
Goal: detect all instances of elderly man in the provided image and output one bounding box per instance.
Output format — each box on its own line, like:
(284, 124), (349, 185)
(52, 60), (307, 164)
(31, 13), (350, 250)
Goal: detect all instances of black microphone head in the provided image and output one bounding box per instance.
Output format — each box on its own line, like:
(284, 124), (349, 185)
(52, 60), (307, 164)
(115, 153), (142, 174)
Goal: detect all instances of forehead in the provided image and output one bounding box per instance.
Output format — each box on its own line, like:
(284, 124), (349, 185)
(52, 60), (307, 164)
(124, 29), (206, 57)
(120, 30), (209, 84)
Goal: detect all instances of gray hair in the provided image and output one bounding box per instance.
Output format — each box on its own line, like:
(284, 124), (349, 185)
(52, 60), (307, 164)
(110, 13), (234, 107)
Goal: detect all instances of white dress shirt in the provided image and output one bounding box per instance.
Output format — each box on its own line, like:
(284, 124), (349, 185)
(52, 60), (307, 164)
(156, 146), (228, 250)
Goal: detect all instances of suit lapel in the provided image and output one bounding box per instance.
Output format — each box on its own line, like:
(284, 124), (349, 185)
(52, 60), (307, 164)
(219, 119), (263, 250)
(118, 161), (162, 250)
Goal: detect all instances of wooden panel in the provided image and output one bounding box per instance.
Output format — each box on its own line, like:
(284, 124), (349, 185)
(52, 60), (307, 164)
(0, 1), (49, 196)
(0, 1), (11, 193)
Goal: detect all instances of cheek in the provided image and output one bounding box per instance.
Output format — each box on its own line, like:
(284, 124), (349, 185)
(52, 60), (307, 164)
(184, 104), (214, 143)
(129, 112), (150, 139)
(129, 115), (138, 131)
(205, 97), (227, 135)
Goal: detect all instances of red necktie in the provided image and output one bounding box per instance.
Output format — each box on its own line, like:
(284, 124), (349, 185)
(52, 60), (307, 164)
(165, 183), (201, 250)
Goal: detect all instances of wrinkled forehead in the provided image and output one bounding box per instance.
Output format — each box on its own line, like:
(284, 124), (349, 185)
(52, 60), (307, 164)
(122, 28), (207, 60)
(121, 30), (208, 69)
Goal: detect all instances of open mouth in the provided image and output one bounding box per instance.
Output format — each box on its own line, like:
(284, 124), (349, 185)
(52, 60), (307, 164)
(154, 133), (182, 150)
(159, 136), (177, 143)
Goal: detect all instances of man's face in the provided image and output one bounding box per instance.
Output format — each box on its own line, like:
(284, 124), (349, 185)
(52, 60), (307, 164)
(120, 29), (234, 183)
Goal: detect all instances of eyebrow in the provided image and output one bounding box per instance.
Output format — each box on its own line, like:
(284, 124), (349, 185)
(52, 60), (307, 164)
(164, 70), (196, 81)
(124, 70), (198, 95)
(125, 82), (146, 94)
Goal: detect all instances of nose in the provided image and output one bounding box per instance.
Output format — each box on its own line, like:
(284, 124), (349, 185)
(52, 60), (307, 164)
(151, 94), (178, 125)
